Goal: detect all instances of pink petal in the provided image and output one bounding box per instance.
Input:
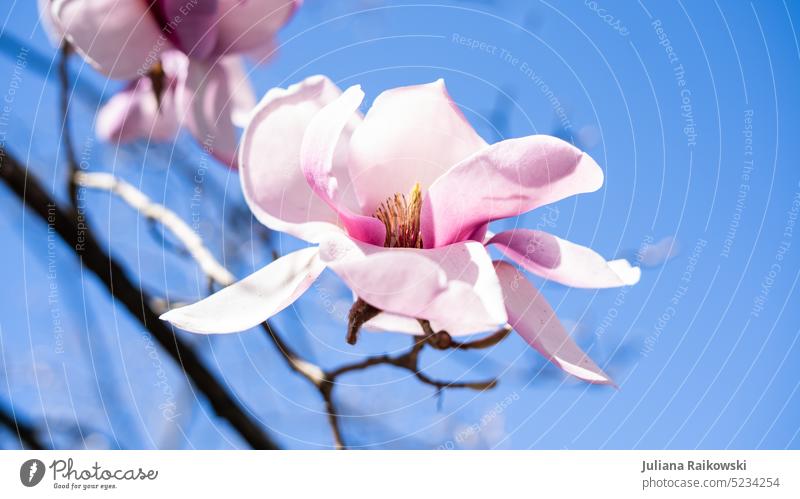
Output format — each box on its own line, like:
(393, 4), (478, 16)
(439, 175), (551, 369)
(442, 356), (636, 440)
(488, 229), (641, 288)
(160, 247), (325, 334)
(239, 75), (358, 243)
(348, 79), (487, 215)
(300, 86), (386, 246)
(38, 0), (64, 44)
(363, 312), (424, 335)
(421, 135), (604, 248)
(319, 234), (507, 335)
(176, 57), (241, 167)
(222, 57), (257, 127)
(243, 38), (278, 65)
(214, 0), (299, 56)
(155, 0), (219, 58)
(495, 261), (613, 384)
(96, 77), (180, 143)
(52, 0), (166, 79)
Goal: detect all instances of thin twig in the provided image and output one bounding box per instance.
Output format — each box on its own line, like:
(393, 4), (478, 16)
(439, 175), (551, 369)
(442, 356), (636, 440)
(313, 332), (499, 448)
(74, 171), (235, 286)
(261, 322), (325, 387)
(330, 336), (497, 390)
(261, 316), (503, 449)
(318, 382), (344, 450)
(0, 148), (278, 449)
(450, 325), (513, 350)
(260, 322), (343, 449)
(58, 41), (79, 209)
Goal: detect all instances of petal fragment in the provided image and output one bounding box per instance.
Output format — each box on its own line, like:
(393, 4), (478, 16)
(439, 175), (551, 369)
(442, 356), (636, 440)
(161, 247), (325, 334)
(156, 0), (219, 57)
(239, 75), (353, 242)
(495, 261), (613, 384)
(348, 79), (487, 214)
(215, 0), (299, 56)
(52, 0), (165, 79)
(96, 77), (180, 143)
(177, 58), (242, 167)
(222, 57), (257, 127)
(422, 135), (604, 248)
(319, 234), (507, 335)
(488, 229), (640, 288)
(301, 86), (386, 245)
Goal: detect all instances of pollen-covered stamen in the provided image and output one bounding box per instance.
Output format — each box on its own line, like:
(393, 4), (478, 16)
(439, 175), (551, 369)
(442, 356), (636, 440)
(374, 182), (423, 248)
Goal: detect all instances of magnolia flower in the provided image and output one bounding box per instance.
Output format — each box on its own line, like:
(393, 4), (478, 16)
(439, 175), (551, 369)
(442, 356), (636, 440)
(42, 0), (301, 166)
(162, 76), (640, 384)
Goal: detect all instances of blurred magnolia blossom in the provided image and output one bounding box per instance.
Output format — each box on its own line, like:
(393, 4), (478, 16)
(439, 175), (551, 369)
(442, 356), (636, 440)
(639, 235), (680, 267)
(40, 0), (302, 166)
(161, 76), (641, 385)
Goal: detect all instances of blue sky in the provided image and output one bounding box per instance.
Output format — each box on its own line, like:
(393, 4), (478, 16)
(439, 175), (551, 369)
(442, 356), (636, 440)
(0, 0), (798, 449)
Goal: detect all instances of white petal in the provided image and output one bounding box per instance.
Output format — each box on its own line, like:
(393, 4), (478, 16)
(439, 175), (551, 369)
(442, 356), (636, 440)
(161, 247), (325, 334)
(239, 75), (358, 242)
(488, 229), (641, 289)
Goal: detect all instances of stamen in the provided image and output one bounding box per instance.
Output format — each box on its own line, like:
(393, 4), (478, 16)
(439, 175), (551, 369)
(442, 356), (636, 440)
(374, 182), (423, 248)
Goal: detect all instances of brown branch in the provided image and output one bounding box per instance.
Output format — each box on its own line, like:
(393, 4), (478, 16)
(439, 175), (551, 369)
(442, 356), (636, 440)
(330, 335), (497, 390)
(0, 147), (278, 449)
(312, 330), (499, 448)
(416, 321), (512, 351)
(346, 298), (380, 345)
(58, 41), (79, 209)
(450, 325), (513, 350)
(318, 382), (345, 450)
(261, 316), (502, 449)
(260, 322), (345, 449)
(74, 172), (236, 286)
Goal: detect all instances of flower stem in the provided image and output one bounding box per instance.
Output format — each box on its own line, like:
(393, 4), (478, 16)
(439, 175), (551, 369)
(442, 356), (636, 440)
(346, 298), (381, 345)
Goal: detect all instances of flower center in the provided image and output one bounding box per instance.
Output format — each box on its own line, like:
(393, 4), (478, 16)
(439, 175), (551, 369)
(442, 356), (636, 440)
(374, 183), (423, 248)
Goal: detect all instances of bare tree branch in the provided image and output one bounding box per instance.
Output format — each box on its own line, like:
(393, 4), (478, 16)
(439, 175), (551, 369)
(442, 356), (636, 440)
(328, 336), (498, 391)
(74, 171), (236, 286)
(0, 147), (278, 449)
(450, 325), (513, 350)
(292, 329), (501, 449)
(58, 42), (80, 209)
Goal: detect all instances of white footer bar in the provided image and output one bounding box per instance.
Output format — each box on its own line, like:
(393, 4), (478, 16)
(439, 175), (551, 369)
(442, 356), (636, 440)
(2, 450), (798, 497)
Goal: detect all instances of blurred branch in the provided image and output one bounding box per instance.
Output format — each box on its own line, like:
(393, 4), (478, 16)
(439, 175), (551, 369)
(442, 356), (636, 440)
(74, 171), (235, 286)
(0, 147), (279, 449)
(58, 42), (79, 208)
(262, 319), (503, 449)
(451, 326), (513, 350)
(0, 403), (45, 450)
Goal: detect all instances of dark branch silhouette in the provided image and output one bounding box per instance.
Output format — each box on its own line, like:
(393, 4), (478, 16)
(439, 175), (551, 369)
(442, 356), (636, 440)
(58, 42), (79, 208)
(263, 319), (507, 449)
(0, 147), (278, 449)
